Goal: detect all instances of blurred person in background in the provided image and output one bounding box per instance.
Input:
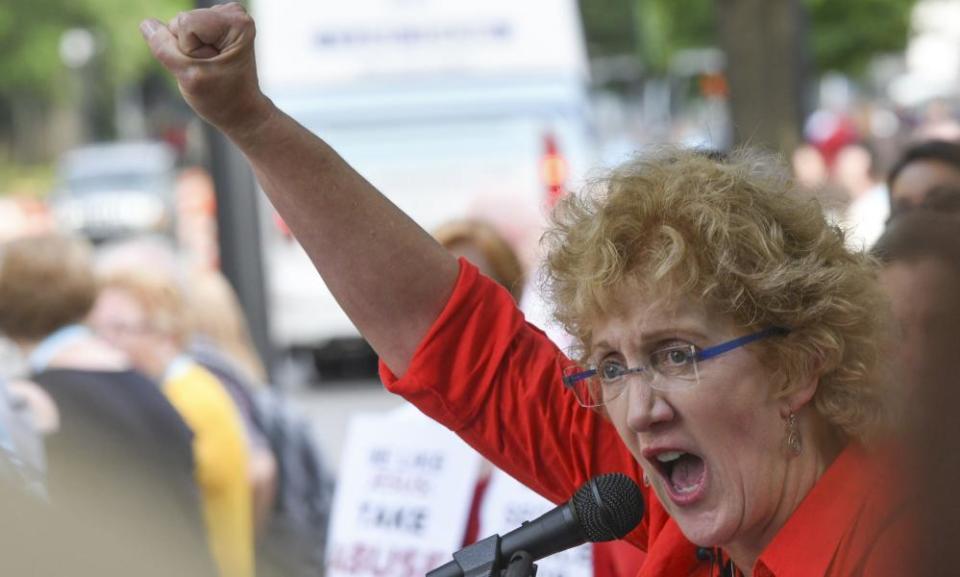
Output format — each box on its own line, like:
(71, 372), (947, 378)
(0, 235), (214, 575)
(911, 100), (960, 143)
(0, 376), (48, 492)
(187, 268), (334, 577)
(790, 144), (829, 198)
(189, 270), (269, 386)
(188, 270), (277, 529)
(910, 315), (960, 574)
(98, 234), (334, 577)
(0, 474), (210, 577)
(803, 105), (858, 171)
(434, 218), (647, 577)
(915, 184), (960, 215)
(89, 269), (254, 577)
(872, 212), (960, 395)
(433, 219), (526, 303)
(886, 139), (960, 218)
(870, 209), (960, 575)
(833, 143), (889, 251)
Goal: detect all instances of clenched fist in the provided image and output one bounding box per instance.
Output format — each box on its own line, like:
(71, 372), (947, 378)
(140, 3), (273, 137)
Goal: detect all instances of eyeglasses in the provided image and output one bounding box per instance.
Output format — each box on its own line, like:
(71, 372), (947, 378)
(562, 327), (789, 408)
(90, 321), (156, 338)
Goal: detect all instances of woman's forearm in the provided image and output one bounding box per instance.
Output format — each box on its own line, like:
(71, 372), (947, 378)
(141, 5), (459, 375)
(233, 103), (459, 374)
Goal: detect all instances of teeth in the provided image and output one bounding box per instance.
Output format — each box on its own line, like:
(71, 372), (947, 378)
(656, 451), (684, 463)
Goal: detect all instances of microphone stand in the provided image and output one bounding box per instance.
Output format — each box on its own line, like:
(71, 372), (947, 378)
(428, 535), (538, 577)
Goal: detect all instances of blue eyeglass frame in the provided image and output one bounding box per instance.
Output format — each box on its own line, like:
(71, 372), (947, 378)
(562, 326), (790, 388)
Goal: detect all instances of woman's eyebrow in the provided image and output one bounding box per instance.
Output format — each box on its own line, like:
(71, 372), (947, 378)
(588, 341), (614, 360)
(589, 325), (705, 355)
(638, 326), (705, 343)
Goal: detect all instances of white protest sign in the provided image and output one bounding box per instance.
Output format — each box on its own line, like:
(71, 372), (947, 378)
(479, 469), (593, 577)
(255, 0), (588, 91)
(326, 405), (483, 577)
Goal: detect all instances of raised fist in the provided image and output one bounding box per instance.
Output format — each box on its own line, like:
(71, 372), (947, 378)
(140, 3), (272, 135)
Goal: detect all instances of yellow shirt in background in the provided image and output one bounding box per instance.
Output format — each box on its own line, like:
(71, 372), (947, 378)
(164, 361), (254, 577)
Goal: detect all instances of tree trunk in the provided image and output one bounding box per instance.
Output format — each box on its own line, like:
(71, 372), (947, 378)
(9, 95), (71, 164)
(715, 0), (809, 156)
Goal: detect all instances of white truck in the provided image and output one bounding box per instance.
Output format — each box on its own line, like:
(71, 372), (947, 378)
(252, 0), (597, 376)
(52, 141), (177, 244)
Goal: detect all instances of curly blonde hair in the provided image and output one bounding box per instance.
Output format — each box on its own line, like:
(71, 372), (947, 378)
(543, 147), (893, 443)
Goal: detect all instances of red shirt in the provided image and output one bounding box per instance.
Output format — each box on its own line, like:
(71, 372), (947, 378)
(381, 260), (913, 577)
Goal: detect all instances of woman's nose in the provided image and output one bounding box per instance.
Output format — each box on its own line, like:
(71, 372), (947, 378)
(624, 375), (674, 433)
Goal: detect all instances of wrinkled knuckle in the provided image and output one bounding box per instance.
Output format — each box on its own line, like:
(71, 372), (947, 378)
(173, 11), (193, 32)
(229, 11), (255, 38)
(235, 11), (254, 28)
(179, 65), (208, 93)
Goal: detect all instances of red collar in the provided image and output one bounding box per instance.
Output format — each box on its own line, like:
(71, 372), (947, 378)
(754, 444), (887, 577)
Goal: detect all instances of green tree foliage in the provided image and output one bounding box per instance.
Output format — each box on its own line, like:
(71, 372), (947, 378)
(579, 0), (919, 76)
(807, 0), (917, 74)
(579, 0), (639, 59)
(634, 0), (715, 73)
(0, 0), (190, 100)
(0, 0), (86, 98)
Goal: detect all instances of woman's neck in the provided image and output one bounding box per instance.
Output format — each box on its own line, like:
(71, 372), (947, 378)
(723, 412), (846, 573)
(19, 327), (130, 373)
(142, 346), (181, 382)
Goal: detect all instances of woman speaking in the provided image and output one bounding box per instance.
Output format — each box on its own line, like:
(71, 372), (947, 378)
(139, 5), (911, 575)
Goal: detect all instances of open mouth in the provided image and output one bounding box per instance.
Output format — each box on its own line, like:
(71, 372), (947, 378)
(652, 450), (707, 504)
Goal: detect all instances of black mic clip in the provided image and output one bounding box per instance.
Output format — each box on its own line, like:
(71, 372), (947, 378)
(503, 551), (538, 577)
(438, 535), (538, 577)
(449, 535), (501, 577)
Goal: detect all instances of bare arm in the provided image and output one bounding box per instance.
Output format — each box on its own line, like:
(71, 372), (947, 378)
(141, 4), (459, 374)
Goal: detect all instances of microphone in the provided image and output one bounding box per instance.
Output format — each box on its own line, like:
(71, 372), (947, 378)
(427, 473), (644, 577)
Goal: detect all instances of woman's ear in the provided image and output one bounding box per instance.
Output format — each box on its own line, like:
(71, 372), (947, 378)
(780, 356), (823, 417)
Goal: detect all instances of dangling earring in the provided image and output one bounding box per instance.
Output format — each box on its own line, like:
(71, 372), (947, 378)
(785, 412), (802, 457)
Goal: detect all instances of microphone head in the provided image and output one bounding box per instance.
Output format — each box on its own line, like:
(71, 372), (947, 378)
(571, 473), (644, 542)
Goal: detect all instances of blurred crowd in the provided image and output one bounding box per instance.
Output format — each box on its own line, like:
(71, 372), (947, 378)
(0, 93), (957, 576)
(0, 232), (333, 577)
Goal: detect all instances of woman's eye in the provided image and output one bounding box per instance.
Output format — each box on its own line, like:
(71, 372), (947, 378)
(598, 359), (626, 382)
(653, 347), (694, 368)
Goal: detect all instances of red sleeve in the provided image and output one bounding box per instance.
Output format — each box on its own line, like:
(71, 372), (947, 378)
(380, 259), (650, 547)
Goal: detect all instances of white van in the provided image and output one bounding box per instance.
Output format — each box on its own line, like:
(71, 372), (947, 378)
(252, 0), (596, 369)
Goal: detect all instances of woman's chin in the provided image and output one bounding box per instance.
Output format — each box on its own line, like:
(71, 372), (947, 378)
(650, 470), (738, 546)
(676, 519), (729, 549)
(668, 501), (736, 549)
